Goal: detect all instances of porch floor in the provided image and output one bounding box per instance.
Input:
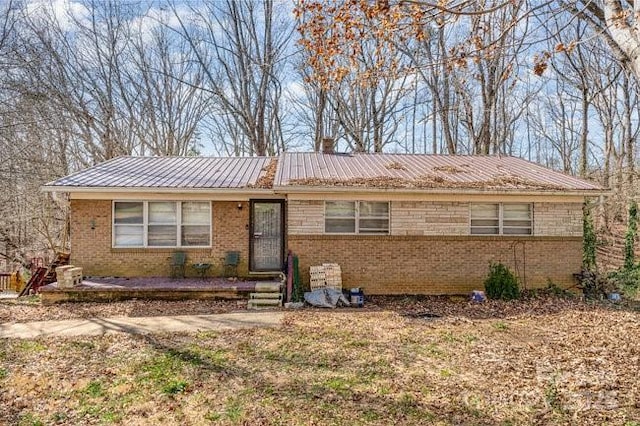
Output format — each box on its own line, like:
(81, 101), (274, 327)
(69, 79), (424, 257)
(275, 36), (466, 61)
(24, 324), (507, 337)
(39, 277), (274, 304)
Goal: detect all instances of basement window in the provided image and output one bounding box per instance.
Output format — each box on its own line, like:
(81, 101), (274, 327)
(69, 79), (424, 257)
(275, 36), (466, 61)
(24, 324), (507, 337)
(470, 203), (532, 235)
(325, 201), (389, 234)
(113, 201), (211, 248)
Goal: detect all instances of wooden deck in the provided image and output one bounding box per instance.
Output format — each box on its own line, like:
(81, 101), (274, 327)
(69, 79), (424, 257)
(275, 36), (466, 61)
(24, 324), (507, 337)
(39, 277), (274, 304)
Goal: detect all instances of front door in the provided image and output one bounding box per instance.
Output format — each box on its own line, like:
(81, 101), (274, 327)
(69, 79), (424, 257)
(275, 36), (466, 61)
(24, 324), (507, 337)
(250, 200), (284, 271)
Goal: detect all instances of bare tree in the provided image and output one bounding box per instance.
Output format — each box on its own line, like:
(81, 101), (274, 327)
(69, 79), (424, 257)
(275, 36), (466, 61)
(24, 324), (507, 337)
(562, 1), (640, 78)
(172, 0), (292, 156)
(128, 15), (209, 155)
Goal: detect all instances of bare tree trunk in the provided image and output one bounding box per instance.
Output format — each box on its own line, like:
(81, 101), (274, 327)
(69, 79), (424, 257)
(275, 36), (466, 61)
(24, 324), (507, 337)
(623, 73), (635, 186)
(579, 87), (589, 177)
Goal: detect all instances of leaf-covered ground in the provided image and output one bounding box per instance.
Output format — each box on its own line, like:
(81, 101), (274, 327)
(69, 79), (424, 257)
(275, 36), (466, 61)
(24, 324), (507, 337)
(0, 298), (245, 323)
(1, 297), (639, 425)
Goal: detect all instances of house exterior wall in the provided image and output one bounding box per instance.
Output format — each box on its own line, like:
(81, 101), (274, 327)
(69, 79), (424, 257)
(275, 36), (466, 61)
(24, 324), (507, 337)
(287, 200), (324, 234)
(70, 199), (251, 277)
(287, 199), (584, 294)
(391, 201), (468, 236)
(70, 197), (584, 293)
(288, 235), (581, 294)
(288, 200), (583, 237)
(533, 202), (583, 237)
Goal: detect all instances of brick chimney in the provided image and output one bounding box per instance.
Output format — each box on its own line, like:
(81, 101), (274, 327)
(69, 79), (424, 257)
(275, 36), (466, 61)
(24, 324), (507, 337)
(322, 137), (335, 154)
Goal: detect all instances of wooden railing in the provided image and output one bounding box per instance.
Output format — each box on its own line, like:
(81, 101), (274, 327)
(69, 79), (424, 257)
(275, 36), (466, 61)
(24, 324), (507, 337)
(0, 273), (11, 291)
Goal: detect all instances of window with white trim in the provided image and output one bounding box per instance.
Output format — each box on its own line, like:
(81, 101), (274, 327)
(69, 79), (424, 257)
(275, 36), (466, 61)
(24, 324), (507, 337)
(113, 201), (211, 247)
(325, 201), (389, 234)
(470, 203), (532, 235)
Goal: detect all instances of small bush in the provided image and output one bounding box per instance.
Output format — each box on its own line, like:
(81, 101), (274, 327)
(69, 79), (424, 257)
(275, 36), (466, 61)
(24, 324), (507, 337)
(608, 266), (640, 298)
(484, 262), (520, 300)
(545, 279), (574, 298)
(575, 268), (617, 299)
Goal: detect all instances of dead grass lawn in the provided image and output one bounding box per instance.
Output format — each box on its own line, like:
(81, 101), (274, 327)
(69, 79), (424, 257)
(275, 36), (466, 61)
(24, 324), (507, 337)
(1, 300), (639, 425)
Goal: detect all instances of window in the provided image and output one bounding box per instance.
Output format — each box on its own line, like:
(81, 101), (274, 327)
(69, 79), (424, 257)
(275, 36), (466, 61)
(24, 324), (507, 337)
(113, 201), (211, 247)
(181, 202), (211, 246)
(113, 202), (144, 246)
(148, 202), (177, 246)
(325, 201), (356, 233)
(325, 201), (389, 234)
(502, 204), (532, 235)
(470, 203), (532, 235)
(470, 204), (499, 235)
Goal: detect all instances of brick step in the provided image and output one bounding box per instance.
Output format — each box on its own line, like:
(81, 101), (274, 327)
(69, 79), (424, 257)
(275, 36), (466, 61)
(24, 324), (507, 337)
(249, 292), (282, 299)
(254, 282), (281, 292)
(247, 298), (282, 309)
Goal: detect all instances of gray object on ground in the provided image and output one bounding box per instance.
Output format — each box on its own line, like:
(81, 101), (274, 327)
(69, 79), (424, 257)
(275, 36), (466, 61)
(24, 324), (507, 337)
(304, 288), (350, 308)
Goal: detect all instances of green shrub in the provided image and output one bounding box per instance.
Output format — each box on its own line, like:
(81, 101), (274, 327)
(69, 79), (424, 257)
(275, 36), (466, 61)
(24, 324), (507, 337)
(575, 268), (617, 299)
(625, 201), (638, 270)
(484, 262), (520, 300)
(608, 266), (640, 298)
(545, 279), (574, 298)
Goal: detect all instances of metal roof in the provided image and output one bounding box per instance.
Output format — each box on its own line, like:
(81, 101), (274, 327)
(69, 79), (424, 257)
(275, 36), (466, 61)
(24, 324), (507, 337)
(274, 152), (603, 192)
(44, 153), (604, 193)
(44, 156), (273, 189)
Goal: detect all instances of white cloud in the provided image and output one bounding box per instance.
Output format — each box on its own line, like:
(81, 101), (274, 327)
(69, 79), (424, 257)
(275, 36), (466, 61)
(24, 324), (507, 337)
(25, 0), (90, 31)
(283, 80), (306, 101)
(130, 3), (211, 46)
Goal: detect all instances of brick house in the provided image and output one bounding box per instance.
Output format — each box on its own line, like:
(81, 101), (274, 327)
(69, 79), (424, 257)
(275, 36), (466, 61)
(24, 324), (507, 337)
(43, 152), (603, 295)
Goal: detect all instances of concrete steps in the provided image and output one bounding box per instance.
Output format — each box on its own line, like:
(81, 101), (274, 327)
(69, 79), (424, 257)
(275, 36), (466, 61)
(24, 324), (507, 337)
(247, 281), (283, 310)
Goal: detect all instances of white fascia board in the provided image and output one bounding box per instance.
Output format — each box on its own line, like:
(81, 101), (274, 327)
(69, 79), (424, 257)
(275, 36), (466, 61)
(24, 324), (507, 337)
(41, 186), (282, 201)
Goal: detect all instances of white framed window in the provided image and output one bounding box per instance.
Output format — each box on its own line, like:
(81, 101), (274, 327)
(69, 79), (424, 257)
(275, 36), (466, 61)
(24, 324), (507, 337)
(113, 202), (144, 247)
(470, 203), (532, 235)
(113, 201), (211, 248)
(148, 202), (177, 246)
(325, 201), (389, 234)
(181, 202), (211, 246)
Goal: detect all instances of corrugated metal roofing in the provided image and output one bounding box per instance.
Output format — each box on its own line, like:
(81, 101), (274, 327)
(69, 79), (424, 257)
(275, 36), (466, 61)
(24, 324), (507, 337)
(45, 156), (273, 189)
(274, 153), (603, 191)
(45, 153), (603, 192)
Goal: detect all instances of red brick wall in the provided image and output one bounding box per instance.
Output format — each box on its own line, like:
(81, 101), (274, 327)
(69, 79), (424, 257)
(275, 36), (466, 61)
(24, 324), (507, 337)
(71, 199), (583, 294)
(288, 235), (582, 294)
(70, 199), (250, 277)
